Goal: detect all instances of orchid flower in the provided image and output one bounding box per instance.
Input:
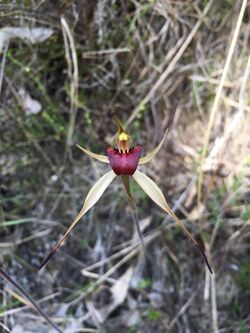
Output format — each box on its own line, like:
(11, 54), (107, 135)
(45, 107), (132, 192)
(39, 117), (212, 274)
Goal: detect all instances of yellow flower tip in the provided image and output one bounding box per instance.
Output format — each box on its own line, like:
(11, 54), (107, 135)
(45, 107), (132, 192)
(116, 131), (131, 153)
(118, 132), (129, 141)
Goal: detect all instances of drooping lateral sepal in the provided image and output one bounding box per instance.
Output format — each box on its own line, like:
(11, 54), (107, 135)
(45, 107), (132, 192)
(39, 170), (116, 270)
(107, 145), (142, 175)
(132, 170), (213, 274)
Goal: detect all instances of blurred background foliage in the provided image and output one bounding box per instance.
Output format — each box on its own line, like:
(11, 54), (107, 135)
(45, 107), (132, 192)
(0, 0), (249, 332)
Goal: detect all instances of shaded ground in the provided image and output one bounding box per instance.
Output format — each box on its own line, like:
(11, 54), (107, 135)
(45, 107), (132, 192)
(0, 1), (250, 332)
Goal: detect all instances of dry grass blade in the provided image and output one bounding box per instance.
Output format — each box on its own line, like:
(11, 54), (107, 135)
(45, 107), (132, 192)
(61, 16), (79, 151)
(90, 267), (134, 323)
(0, 322), (11, 333)
(130, 207), (145, 253)
(211, 273), (219, 333)
(126, 0), (215, 125)
(0, 267), (62, 333)
(197, 0), (248, 212)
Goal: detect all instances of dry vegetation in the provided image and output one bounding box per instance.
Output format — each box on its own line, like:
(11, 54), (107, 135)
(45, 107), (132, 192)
(0, 0), (250, 332)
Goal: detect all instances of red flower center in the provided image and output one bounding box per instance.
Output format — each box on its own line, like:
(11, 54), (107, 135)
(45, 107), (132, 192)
(107, 145), (142, 175)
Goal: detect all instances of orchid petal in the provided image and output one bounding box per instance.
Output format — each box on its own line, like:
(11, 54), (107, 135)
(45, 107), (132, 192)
(39, 170), (116, 269)
(76, 144), (109, 163)
(139, 128), (168, 165)
(132, 170), (213, 273)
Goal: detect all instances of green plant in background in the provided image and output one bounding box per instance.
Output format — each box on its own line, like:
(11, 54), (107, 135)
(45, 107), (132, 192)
(241, 204), (250, 222)
(39, 116), (212, 274)
(138, 278), (152, 289)
(236, 261), (250, 291)
(231, 174), (243, 206)
(146, 309), (161, 321)
(6, 49), (66, 140)
(238, 321), (247, 333)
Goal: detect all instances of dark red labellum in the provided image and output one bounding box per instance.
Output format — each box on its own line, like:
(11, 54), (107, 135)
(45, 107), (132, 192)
(107, 145), (142, 175)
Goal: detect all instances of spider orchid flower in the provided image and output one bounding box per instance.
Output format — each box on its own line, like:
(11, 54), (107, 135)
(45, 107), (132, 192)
(39, 117), (212, 274)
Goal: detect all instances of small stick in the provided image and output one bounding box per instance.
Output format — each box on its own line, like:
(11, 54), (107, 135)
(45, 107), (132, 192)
(0, 267), (63, 333)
